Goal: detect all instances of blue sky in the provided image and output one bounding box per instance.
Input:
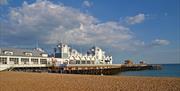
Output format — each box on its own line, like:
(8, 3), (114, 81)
(0, 0), (179, 64)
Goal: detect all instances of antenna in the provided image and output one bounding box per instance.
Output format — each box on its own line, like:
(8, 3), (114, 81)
(94, 41), (97, 47)
(81, 47), (82, 55)
(60, 36), (63, 44)
(0, 27), (3, 47)
(36, 40), (39, 48)
(54, 47), (57, 57)
(108, 46), (110, 55)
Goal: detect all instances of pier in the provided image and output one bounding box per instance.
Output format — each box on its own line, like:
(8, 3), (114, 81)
(9, 64), (161, 75)
(49, 64), (161, 75)
(0, 44), (162, 75)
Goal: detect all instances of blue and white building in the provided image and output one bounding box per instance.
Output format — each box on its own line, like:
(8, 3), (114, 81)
(0, 43), (113, 71)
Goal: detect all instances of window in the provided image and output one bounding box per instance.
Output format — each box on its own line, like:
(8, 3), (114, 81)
(9, 58), (19, 64)
(69, 60), (75, 64)
(41, 53), (48, 57)
(87, 61), (91, 64)
(21, 58), (29, 64)
(31, 58), (38, 64)
(24, 52), (32, 56)
(81, 61), (86, 64)
(4, 51), (13, 55)
(0, 57), (7, 64)
(40, 59), (47, 64)
(76, 60), (80, 64)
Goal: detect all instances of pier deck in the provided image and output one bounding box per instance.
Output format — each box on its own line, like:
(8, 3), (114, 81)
(7, 64), (161, 75)
(49, 64), (157, 75)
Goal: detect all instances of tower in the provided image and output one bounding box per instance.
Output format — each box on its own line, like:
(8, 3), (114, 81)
(57, 43), (70, 58)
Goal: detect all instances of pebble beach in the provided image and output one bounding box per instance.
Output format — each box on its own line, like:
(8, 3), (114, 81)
(0, 72), (180, 91)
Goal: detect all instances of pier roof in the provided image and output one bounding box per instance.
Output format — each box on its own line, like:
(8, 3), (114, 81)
(0, 48), (47, 57)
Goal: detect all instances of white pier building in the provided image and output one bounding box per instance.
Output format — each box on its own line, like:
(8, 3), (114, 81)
(54, 43), (112, 65)
(0, 43), (112, 71)
(0, 48), (50, 71)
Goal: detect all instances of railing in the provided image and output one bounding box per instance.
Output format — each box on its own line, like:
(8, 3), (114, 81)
(0, 64), (14, 71)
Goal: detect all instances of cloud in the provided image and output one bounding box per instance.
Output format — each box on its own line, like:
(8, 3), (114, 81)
(0, 0), (8, 5)
(1, 0), (169, 52)
(82, 0), (93, 8)
(151, 39), (170, 46)
(126, 13), (145, 25)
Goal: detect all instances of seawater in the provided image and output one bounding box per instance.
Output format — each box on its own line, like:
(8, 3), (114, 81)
(117, 64), (180, 77)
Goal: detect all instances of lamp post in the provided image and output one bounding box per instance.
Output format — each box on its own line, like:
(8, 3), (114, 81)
(53, 48), (57, 57)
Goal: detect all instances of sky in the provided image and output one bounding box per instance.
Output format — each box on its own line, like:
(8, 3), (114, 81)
(0, 0), (179, 64)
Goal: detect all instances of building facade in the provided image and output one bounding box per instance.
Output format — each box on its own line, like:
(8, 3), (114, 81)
(54, 43), (112, 65)
(0, 43), (113, 71)
(0, 48), (51, 71)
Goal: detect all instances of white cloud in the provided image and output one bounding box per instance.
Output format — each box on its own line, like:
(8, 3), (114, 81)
(126, 13), (145, 25)
(151, 39), (170, 46)
(0, 0), (8, 5)
(82, 0), (93, 8)
(1, 1), (169, 51)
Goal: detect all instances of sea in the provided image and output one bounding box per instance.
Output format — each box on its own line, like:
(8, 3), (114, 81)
(117, 64), (180, 77)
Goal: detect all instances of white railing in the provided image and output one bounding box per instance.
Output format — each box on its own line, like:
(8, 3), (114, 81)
(0, 64), (48, 71)
(0, 64), (12, 71)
